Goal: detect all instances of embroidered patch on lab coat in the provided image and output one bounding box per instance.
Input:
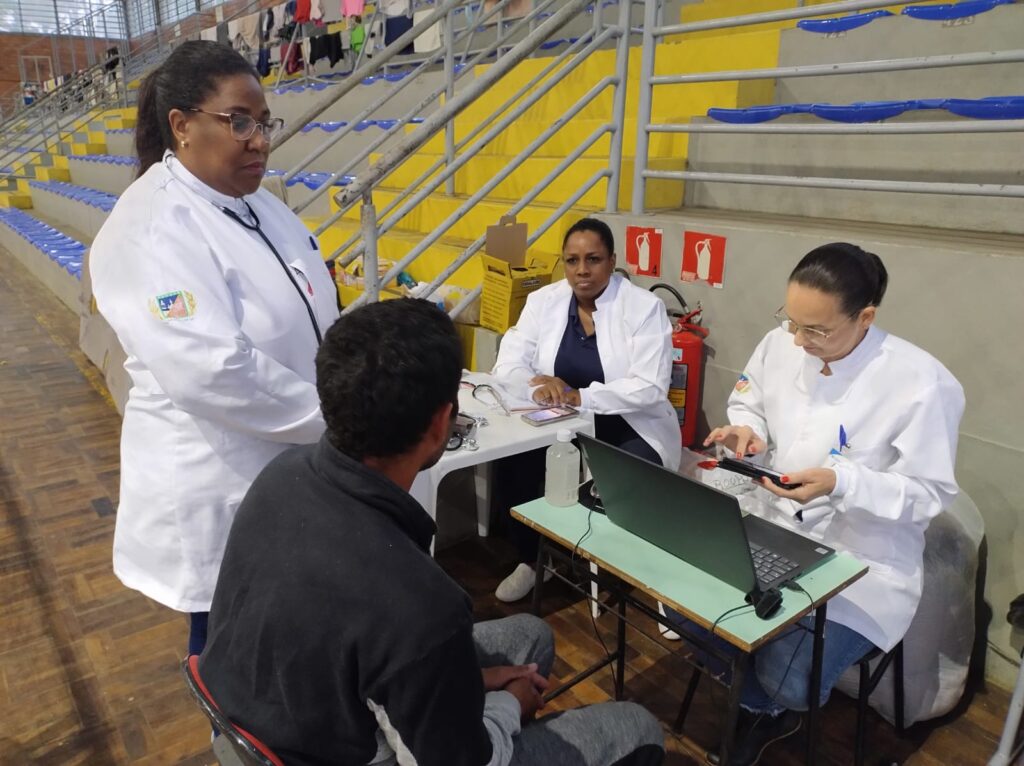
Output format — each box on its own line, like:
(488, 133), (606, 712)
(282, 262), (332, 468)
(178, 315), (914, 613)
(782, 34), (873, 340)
(734, 373), (751, 394)
(149, 290), (197, 320)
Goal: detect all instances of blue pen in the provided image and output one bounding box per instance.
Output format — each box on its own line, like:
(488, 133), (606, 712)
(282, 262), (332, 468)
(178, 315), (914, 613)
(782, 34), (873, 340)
(831, 425), (848, 457)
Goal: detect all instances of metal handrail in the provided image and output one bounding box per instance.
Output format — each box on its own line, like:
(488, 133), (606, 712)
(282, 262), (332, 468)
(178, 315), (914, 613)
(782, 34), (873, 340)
(336, 0), (595, 209)
(631, 0), (1024, 213)
(283, 0), (524, 187)
(0, 0), (272, 184)
(315, 30), (600, 246)
(344, 79), (617, 310)
(287, 0), (569, 216)
(330, 25), (617, 265)
(327, 0), (632, 308)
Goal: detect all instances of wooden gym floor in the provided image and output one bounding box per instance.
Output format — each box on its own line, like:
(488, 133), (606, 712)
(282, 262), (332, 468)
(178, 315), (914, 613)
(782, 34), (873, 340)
(0, 247), (1011, 765)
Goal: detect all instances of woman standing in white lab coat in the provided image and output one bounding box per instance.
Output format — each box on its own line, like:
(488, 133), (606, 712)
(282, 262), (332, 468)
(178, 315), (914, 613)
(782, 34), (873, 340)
(680, 243), (964, 766)
(490, 217), (680, 602)
(90, 41), (339, 656)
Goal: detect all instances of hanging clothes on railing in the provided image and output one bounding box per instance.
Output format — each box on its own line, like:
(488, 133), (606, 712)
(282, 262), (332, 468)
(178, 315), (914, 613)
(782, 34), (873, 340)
(310, 0), (324, 22)
(342, 0), (364, 17)
(294, 0), (312, 23)
(412, 8), (442, 52)
(281, 40), (305, 74)
(262, 8), (275, 41)
(379, 0), (413, 52)
(309, 32), (344, 67)
(239, 12), (262, 50)
(256, 47), (272, 77)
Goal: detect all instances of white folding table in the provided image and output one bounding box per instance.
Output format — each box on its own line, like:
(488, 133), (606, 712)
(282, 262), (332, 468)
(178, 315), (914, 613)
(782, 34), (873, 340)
(408, 373), (596, 537)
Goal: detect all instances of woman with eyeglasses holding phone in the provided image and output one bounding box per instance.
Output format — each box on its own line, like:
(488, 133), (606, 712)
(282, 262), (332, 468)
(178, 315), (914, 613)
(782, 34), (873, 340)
(673, 243), (964, 765)
(90, 41), (339, 656)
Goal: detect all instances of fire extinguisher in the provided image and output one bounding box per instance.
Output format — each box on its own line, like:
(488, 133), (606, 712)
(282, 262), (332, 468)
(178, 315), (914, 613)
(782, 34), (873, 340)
(650, 284), (708, 448)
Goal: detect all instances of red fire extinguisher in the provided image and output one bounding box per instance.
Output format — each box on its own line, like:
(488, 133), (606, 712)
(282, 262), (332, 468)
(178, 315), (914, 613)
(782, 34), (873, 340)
(650, 284), (707, 448)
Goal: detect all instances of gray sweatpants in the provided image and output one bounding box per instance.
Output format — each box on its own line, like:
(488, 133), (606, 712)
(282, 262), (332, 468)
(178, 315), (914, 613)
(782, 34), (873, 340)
(473, 614), (665, 766)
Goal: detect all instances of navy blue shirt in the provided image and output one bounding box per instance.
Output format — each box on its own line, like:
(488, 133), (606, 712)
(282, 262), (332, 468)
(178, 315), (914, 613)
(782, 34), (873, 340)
(554, 295), (646, 451)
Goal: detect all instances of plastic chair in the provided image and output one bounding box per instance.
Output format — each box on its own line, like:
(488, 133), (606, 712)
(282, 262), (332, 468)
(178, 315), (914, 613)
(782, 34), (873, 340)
(181, 655), (285, 766)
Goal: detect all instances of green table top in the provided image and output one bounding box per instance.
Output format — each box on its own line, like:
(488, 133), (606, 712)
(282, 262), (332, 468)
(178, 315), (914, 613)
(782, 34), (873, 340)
(512, 498), (868, 652)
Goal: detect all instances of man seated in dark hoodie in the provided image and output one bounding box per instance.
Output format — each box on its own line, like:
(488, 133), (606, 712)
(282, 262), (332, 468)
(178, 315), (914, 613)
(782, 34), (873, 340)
(199, 298), (665, 766)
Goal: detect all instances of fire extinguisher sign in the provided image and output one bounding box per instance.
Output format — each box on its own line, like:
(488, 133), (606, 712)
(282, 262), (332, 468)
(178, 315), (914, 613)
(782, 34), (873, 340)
(624, 225), (662, 277)
(681, 231), (727, 288)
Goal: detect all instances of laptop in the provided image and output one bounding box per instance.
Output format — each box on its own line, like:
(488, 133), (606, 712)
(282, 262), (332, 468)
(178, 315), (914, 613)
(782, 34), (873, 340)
(577, 434), (834, 601)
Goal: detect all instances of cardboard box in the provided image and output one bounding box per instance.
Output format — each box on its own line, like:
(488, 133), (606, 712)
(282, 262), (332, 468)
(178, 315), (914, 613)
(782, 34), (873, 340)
(479, 252), (557, 333)
(484, 215), (529, 268)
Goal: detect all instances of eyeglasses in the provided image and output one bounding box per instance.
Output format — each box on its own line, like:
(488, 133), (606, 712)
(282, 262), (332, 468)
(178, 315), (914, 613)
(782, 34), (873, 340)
(774, 306), (852, 343)
(187, 108), (285, 141)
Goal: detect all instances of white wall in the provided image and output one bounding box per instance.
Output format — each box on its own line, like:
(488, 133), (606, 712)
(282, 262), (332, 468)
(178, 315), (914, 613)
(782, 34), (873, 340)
(604, 209), (1024, 689)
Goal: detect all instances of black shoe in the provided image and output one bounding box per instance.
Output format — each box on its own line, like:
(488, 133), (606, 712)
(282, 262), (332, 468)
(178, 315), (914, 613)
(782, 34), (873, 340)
(705, 710), (802, 766)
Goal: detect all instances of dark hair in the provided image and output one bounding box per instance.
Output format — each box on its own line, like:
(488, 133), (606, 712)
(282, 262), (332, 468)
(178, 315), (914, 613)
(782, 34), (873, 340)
(562, 217), (615, 256)
(315, 299), (463, 461)
(134, 41), (258, 176)
(789, 242), (889, 316)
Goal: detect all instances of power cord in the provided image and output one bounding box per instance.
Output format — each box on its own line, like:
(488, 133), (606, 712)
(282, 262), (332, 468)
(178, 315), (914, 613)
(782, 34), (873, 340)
(741, 581), (817, 738)
(569, 489), (618, 690)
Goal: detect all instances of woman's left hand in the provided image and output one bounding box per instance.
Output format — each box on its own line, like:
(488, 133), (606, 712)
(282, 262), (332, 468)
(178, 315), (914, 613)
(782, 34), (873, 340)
(758, 468), (836, 504)
(530, 375), (581, 407)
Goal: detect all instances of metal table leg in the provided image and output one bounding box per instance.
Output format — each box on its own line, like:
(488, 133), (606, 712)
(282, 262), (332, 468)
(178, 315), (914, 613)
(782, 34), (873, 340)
(718, 652), (750, 766)
(806, 603), (827, 765)
(615, 599), (626, 700)
(531, 538), (546, 616)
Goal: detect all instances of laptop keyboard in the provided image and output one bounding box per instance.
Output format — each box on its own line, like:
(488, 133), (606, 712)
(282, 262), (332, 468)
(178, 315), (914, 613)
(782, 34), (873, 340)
(749, 542), (799, 585)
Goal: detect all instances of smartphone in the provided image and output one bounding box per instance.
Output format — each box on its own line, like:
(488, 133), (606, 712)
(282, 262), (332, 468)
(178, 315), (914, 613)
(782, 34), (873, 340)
(520, 406), (578, 427)
(717, 456), (802, 490)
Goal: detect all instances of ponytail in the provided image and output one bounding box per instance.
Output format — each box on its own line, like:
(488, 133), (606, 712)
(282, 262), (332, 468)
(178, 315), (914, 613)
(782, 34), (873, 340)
(134, 71), (166, 177)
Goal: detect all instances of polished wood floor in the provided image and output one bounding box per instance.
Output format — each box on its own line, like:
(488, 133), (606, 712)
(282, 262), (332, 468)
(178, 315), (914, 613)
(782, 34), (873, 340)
(0, 247), (1011, 765)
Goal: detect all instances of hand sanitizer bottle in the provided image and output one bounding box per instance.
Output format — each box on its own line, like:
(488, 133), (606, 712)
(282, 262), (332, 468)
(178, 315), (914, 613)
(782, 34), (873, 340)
(544, 429), (580, 507)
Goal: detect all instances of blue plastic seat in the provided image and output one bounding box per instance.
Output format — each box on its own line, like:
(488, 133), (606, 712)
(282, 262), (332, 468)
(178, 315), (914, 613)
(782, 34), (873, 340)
(945, 96), (1024, 119)
(798, 10), (893, 33)
(902, 0), (1015, 20)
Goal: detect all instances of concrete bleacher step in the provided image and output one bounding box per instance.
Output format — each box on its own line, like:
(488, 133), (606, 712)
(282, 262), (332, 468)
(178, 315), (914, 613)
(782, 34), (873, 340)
(776, 3), (1024, 104)
(0, 207), (85, 312)
(329, 186), (591, 257)
(268, 122), (409, 173)
(266, 69), (453, 128)
(367, 150), (685, 209)
(28, 181), (116, 239)
(68, 155), (137, 196)
(680, 1), (1024, 235)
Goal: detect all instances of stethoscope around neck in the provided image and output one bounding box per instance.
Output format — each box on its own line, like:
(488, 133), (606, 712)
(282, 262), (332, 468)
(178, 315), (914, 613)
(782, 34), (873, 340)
(218, 200), (323, 346)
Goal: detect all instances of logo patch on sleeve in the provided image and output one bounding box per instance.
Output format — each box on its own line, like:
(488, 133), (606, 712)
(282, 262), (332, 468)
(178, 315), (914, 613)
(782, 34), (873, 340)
(734, 374), (751, 394)
(149, 290), (197, 320)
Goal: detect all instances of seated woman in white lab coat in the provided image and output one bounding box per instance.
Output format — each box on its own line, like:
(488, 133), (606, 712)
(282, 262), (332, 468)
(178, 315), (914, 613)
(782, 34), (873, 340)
(490, 217), (681, 602)
(668, 243), (964, 766)
(90, 41), (339, 658)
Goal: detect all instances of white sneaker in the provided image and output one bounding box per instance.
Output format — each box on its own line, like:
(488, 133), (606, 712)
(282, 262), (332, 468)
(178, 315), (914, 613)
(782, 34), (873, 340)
(657, 601), (681, 641)
(495, 562), (553, 603)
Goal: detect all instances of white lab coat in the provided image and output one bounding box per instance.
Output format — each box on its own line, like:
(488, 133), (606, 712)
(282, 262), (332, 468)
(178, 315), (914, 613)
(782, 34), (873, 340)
(493, 275), (681, 471)
(90, 153), (339, 613)
(729, 325), (964, 651)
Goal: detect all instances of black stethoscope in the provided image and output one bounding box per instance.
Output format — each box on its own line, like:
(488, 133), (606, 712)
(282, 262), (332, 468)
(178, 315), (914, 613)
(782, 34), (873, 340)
(219, 201), (323, 346)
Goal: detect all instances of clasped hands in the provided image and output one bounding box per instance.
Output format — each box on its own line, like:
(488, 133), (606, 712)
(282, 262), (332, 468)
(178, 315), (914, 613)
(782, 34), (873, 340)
(529, 375), (580, 407)
(704, 425), (837, 504)
(482, 663), (549, 723)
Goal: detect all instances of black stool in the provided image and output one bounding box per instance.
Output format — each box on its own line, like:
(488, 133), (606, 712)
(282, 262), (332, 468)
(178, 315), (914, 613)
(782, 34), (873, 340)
(853, 641), (905, 766)
(672, 641), (906, 765)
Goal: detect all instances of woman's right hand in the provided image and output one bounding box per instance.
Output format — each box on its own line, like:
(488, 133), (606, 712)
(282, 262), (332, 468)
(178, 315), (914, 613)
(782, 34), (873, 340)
(704, 425), (766, 458)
